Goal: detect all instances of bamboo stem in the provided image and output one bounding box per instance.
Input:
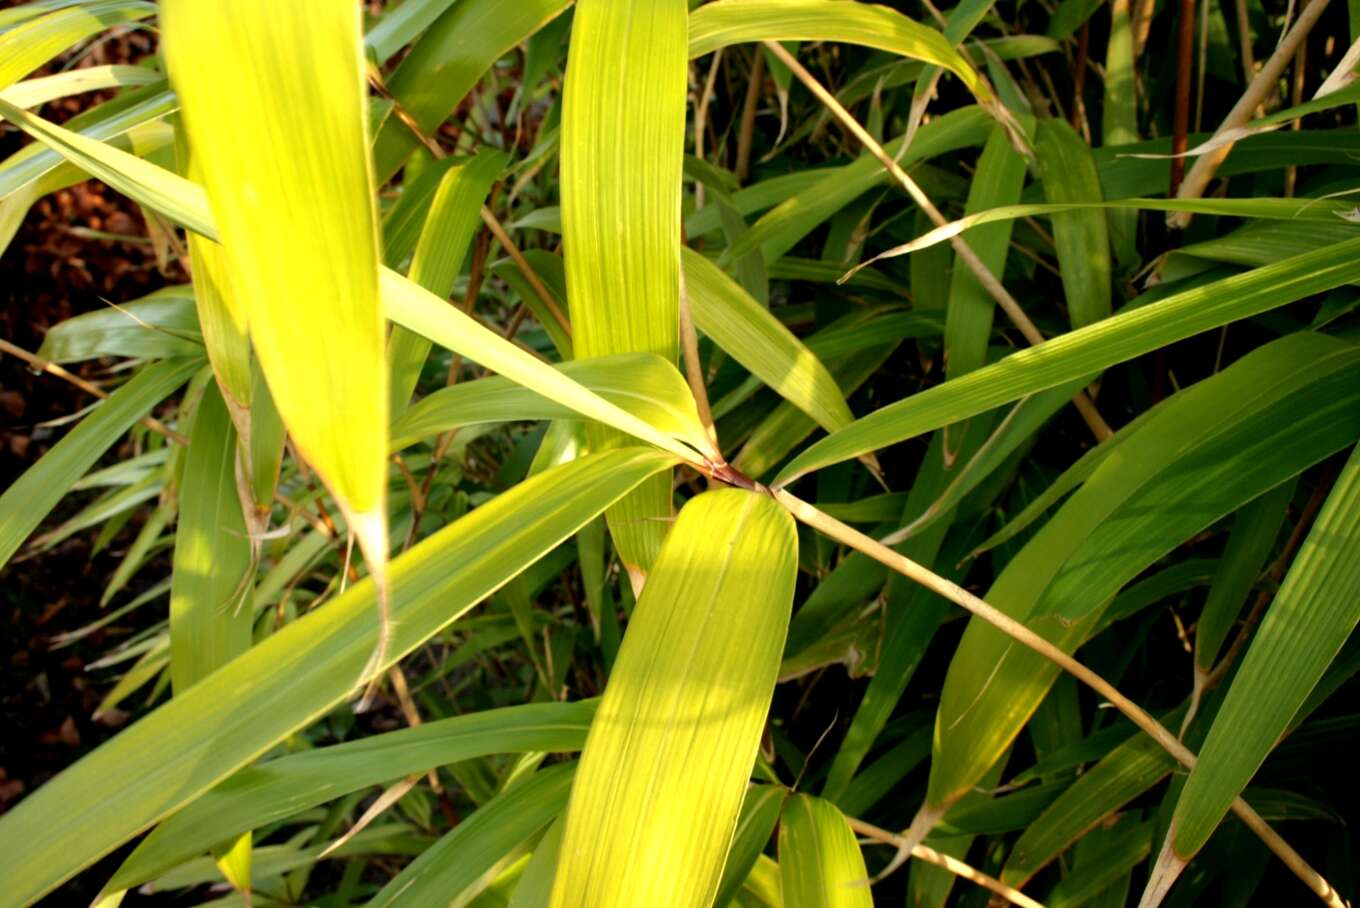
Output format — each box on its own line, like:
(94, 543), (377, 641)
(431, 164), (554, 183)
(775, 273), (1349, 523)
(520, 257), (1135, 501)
(0, 339), (187, 445)
(848, 816), (1047, 908)
(1170, 0), (1195, 193)
(1170, 0), (1333, 225)
(774, 489), (1345, 907)
(762, 41), (1114, 444)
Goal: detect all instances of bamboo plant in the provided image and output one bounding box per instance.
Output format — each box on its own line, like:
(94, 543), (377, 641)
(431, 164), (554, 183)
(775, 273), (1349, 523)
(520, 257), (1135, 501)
(0, 1), (1357, 906)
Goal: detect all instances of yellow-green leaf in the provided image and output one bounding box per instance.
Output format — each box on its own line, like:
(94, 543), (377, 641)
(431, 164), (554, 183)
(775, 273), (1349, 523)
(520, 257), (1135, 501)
(561, 0), (688, 575)
(687, 0), (990, 105)
(1161, 443), (1360, 872)
(0, 98), (710, 469)
(683, 249), (853, 434)
(0, 2), (154, 93)
(550, 489), (797, 908)
(160, 0), (388, 574)
(778, 794), (873, 908)
(169, 382), (252, 694)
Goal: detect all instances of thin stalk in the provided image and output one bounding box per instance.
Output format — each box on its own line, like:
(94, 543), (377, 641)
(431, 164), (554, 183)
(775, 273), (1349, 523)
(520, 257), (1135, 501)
(1071, 22), (1092, 139)
(369, 64), (570, 338)
(1233, 0), (1259, 91)
(1170, 0), (1333, 224)
(1170, 0), (1195, 194)
(1283, 0), (1311, 197)
(694, 47), (724, 211)
(0, 338), (187, 445)
(773, 488), (1344, 907)
(677, 267), (718, 444)
(848, 817), (1046, 908)
(762, 41), (1114, 444)
(479, 206), (572, 336)
(735, 49), (766, 183)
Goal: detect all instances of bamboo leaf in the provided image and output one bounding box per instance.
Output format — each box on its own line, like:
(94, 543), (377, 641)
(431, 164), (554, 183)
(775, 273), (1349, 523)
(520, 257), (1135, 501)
(715, 786), (790, 908)
(924, 333), (1360, 815)
(683, 248), (852, 433)
(550, 489), (797, 908)
(392, 353), (710, 453)
(110, 703), (596, 890)
(688, 0), (991, 105)
(169, 382), (252, 694)
(389, 148), (508, 413)
(1047, 817), (1154, 908)
(0, 64), (158, 109)
(942, 121), (1030, 462)
(0, 1), (154, 92)
(363, 0), (461, 64)
(179, 141), (251, 411)
(560, 0), (687, 574)
(778, 794), (873, 908)
(36, 286), (201, 363)
(160, 0), (390, 596)
(847, 197), (1359, 268)
(371, 0), (572, 182)
(0, 358), (199, 570)
(0, 101), (710, 467)
(724, 107), (992, 266)
(1000, 705), (1189, 887)
(508, 816), (566, 908)
(0, 448), (675, 908)
(1035, 118), (1112, 329)
(1160, 443), (1360, 870)
(0, 83), (174, 206)
(775, 236), (1360, 486)
(373, 763), (576, 907)
(1193, 479), (1296, 673)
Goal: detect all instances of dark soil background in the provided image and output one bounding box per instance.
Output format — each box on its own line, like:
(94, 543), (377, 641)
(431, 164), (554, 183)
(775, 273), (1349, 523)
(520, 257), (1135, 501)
(0, 16), (183, 843)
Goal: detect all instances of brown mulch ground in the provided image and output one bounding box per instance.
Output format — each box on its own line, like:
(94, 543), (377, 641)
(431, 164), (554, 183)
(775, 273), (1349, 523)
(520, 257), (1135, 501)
(0, 22), (184, 839)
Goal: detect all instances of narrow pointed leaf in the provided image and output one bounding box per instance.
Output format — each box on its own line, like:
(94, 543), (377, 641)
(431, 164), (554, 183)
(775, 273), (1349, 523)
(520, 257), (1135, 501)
(1035, 118), (1112, 329)
(169, 382), (252, 694)
(0, 448), (675, 908)
(371, 0), (572, 182)
(944, 122), (1030, 385)
(925, 334), (1360, 812)
(1165, 443), (1360, 863)
(560, 0), (687, 572)
(1194, 480), (1295, 673)
(36, 286), (200, 363)
(775, 236), (1360, 486)
(389, 148), (507, 413)
(687, 0), (990, 104)
(374, 764), (575, 907)
(551, 489), (797, 908)
(160, 0), (389, 557)
(111, 701), (596, 891)
(0, 103), (709, 466)
(392, 353), (710, 453)
(0, 2), (154, 92)
(778, 794), (873, 908)
(684, 249), (852, 433)
(0, 358), (198, 570)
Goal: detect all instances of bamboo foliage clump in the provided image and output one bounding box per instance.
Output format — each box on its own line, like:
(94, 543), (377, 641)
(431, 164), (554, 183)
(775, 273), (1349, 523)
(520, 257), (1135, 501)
(0, 1), (1357, 907)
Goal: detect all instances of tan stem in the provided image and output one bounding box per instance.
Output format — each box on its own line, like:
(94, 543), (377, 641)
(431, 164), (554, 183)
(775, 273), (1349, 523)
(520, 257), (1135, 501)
(735, 49), (766, 183)
(0, 338), (187, 445)
(479, 206), (572, 337)
(369, 64), (571, 341)
(694, 47), (724, 211)
(677, 266), (718, 443)
(761, 41), (1113, 444)
(848, 817), (1046, 908)
(1170, 0), (1332, 225)
(773, 489), (1344, 907)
